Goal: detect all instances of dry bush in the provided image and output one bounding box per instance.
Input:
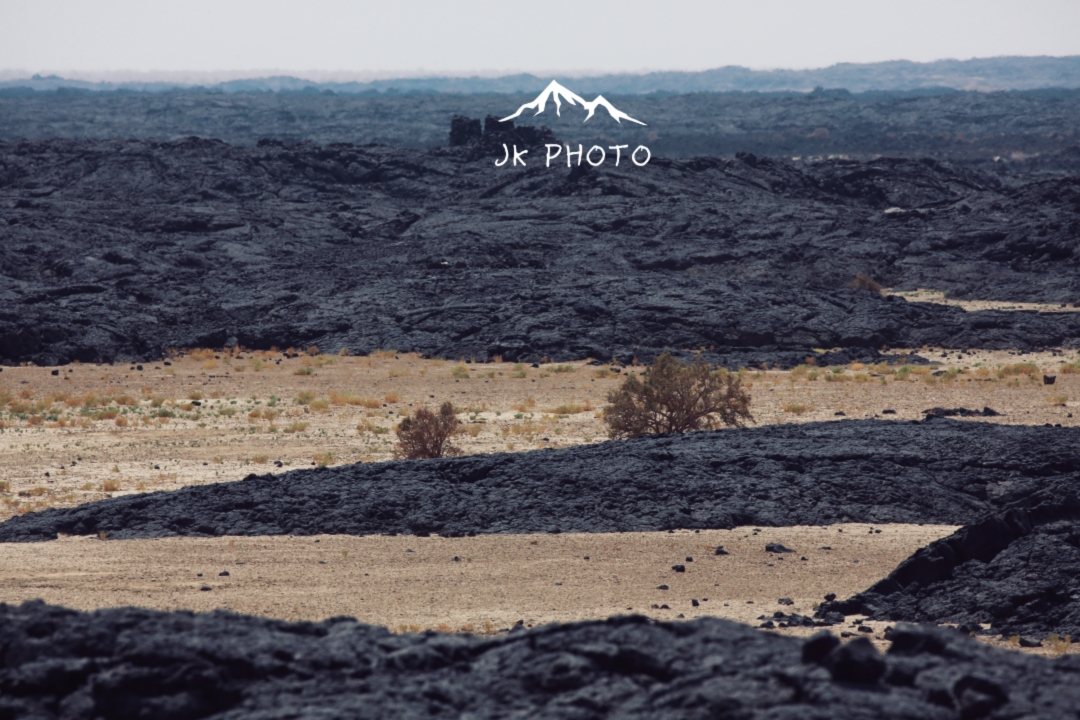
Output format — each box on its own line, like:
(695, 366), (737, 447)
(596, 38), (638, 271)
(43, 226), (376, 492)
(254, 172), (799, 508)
(603, 354), (752, 439)
(102, 479), (121, 492)
(309, 399), (330, 413)
(848, 273), (883, 294)
(284, 421), (309, 433)
(782, 403), (811, 415)
(114, 416), (128, 427)
(395, 402), (462, 459)
(385, 392), (402, 403)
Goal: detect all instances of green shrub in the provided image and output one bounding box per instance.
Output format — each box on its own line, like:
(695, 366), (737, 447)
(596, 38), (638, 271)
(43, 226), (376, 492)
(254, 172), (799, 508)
(603, 354), (752, 439)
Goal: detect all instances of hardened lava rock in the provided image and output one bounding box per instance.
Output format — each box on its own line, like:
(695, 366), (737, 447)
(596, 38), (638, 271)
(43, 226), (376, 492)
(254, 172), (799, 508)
(2, 601), (1080, 719)
(1, 419), (1077, 542)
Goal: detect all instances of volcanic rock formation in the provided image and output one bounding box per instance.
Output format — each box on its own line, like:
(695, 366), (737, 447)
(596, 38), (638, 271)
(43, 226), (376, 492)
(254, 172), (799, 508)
(819, 494), (1080, 641)
(2, 600), (1080, 719)
(1, 137), (1079, 365)
(0, 420), (1076, 542)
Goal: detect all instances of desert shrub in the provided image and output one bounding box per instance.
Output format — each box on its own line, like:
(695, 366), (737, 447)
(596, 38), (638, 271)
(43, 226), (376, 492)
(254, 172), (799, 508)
(395, 402), (461, 459)
(603, 354), (752, 439)
(782, 403), (811, 415)
(848, 273), (883, 294)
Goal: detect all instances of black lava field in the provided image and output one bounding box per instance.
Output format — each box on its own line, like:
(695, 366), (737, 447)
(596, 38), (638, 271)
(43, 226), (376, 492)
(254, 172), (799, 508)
(0, 419), (1077, 542)
(6, 601), (1080, 720)
(3, 87), (1080, 163)
(2, 128), (1080, 366)
(821, 496), (1080, 643)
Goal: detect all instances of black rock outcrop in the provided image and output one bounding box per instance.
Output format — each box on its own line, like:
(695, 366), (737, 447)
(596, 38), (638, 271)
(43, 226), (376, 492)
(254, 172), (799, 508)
(1, 137), (1079, 366)
(1, 419), (1076, 542)
(2, 601), (1080, 719)
(818, 494), (1080, 641)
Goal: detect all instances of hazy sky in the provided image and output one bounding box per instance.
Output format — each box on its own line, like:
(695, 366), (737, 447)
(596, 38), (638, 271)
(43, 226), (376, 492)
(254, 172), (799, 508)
(2, 0), (1078, 78)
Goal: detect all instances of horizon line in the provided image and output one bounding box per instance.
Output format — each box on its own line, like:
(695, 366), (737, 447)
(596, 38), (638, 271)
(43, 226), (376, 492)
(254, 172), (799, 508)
(2, 54), (1079, 85)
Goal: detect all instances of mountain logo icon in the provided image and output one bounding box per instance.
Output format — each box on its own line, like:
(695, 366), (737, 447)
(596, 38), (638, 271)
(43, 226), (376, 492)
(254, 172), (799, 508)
(500, 80), (646, 126)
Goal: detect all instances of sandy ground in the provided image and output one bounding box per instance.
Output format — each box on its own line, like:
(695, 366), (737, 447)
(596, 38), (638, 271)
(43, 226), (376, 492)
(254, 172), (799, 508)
(890, 288), (1080, 313)
(1, 347), (1078, 520)
(0, 524), (953, 636)
(3, 524), (1072, 657)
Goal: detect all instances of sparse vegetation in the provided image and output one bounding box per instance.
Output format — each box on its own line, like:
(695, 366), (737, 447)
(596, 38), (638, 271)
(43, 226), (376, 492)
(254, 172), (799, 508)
(603, 354), (752, 439)
(848, 273), (883, 294)
(395, 402), (461, 459)
(782, 403), (811, 415)
(1048, 633), (1073, 656)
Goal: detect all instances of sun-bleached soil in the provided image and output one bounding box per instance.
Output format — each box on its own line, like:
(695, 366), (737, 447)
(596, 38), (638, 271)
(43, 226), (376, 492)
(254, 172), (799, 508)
(0, 525), (950, 637)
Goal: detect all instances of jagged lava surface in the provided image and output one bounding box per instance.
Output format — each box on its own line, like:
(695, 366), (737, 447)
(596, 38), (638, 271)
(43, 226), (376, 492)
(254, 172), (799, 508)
(2, 137), (1080, 365)
(0, 420), (1076, 542)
